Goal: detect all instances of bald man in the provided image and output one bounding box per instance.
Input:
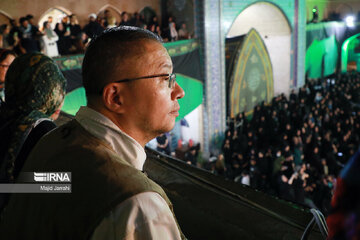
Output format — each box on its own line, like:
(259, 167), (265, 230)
(0, 26), (186, 240)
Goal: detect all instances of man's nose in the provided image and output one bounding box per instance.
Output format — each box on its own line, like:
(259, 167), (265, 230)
(172, 82), (185, 100)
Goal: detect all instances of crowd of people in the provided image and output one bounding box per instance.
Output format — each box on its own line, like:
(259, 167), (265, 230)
(214, 72), (360, 215)
(0, 10), (359, 236)
(0, 11), (192, 58)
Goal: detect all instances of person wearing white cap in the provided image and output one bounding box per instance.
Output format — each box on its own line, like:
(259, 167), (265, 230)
(88, 13), (97, 20)
(83, 13), (104, 40)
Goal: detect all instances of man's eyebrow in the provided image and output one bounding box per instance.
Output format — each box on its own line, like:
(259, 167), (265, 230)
(158, 62), (172, 69)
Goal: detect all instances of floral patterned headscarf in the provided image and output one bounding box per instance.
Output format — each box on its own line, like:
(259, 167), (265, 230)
(0, 52), (66, 181)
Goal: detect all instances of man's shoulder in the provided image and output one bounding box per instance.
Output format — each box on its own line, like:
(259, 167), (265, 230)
(31, 120), (113, 160)
(24, 120), (143, 183)
(36, 120), (76, 146)
(40, 120), (97, 144)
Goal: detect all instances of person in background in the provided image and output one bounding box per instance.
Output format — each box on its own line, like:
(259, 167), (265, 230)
(0, 52), (66, 178)
(155, 25), (162, 38)
(185, 146), (197, 166)
(0, 53), (66, 212)
(47, 16), (55, 30)
(102, 10), (110, 27)
(119, 12), (132, 26)
(178, 23), (190, 40)
(106, 17), (117, 29)
(54, 21), (71, 55)
(61, 15), (70, 30)
(156, 133), (171, 155)
(25, 14), (42, 52)
(69, 14), (82, 41)
(0, 24), (15, 49)
(149, 16), (159, 33)
(162, 16), (173, 42)
(6, 20), (22, 55)
(169, 18), (178, 42)
(240, 170), (250, 186)
(83, 13), (104, 41)
(18, 16), (41, 53)
(132, 12), (144, 27)
(98, 17), (107, 29)
(0, 49), (16, 103)
(149, 24), (156, 34)
(215, 154), (226, 176)
(68, 14), (83, 54)
(41, 21), (59, 57)
(25, 14), (37, 28)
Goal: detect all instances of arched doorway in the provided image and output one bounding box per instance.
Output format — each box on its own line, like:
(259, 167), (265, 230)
(341, 33), (360, 72)
(38, 6), (72, 30)
(226, 2), (292, 97)
(227, 28), (274, 117)
(97, 4), (122, 26)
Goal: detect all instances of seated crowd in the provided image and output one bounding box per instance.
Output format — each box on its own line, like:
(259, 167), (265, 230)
(216, 72), (360, 215)
(0, 11), (192, 57)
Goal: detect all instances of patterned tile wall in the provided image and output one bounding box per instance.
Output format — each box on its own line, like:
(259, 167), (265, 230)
(297, 0), (306, 88)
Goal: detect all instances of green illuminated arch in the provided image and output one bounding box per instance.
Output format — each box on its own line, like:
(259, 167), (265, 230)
(341, 33), (360, 73)
(229, 28), (274, 117)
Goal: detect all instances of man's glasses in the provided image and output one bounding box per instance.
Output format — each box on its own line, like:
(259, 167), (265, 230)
(98, 73), (176, 95)
(114, 73), (176, 88)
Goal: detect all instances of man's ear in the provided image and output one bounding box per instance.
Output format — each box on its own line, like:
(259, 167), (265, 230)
(102, 83), (125, 113)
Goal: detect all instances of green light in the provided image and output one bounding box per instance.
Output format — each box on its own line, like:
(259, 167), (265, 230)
(312, 8), (317, 13)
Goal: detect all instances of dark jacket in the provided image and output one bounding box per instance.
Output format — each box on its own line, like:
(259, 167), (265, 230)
(0, 120), (184, 240)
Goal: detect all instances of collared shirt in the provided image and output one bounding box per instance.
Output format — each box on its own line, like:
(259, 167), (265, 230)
(75, 106), (181, 240)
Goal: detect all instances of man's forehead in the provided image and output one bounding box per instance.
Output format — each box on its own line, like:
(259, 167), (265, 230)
(115, 40), (172, 76)
(140, 40), (168, 55)
(134, 41), (172, 65)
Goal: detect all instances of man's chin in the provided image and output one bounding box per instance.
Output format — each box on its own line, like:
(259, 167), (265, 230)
(168, 118), (176, 130)
(156, 122), (176, 136)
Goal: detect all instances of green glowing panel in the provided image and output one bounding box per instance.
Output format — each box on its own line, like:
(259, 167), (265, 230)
(176, 74), (203, 120)
(306, 35), (338, 78)
(61, 87), (87, 116)
(323, 36), (338, 77)
(306, 39), (324, 78)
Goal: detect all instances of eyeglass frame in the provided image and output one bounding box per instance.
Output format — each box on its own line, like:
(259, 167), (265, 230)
(99, 73), (176, 94)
